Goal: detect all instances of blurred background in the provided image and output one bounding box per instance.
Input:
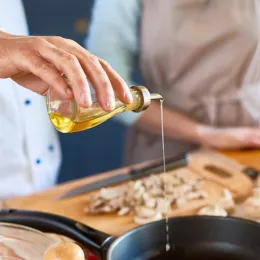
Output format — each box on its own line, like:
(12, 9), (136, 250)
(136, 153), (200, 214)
(23, 0), (125, 183)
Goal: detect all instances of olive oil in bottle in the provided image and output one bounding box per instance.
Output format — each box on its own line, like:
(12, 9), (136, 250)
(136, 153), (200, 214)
(47, 86), (162, 133)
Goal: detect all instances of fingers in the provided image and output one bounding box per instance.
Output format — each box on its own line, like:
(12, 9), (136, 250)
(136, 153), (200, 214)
(73, 51), (116, 111)
(3, 34), (132, 111)
(37, 41), (91, 108)
(16, 35), (131, 111)
(196, 126), (260, 149)
(46, 37), (132, 111)
(26, 55), (72, 99)
(228, 127), (260, 148)
(245, 129), (260, 146)
(12, 73), (53, 96)
(99, 59), (133, 104)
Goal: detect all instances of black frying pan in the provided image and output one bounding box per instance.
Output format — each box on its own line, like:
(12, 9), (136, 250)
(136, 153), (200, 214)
(0, 209), (259, 260)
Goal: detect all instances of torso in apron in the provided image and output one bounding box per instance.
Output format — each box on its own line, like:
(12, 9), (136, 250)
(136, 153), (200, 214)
(124, 0), (260, 165)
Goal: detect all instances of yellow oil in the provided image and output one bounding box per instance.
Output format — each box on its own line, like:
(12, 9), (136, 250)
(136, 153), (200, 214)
(47, 97), (140, 133)
(49, 106), (126, 133)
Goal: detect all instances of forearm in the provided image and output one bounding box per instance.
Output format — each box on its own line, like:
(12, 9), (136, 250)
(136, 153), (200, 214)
(0, 31), (15, 78)
(136, 102), (205, 144)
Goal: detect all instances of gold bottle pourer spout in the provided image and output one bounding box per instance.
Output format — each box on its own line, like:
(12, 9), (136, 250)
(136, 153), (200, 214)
(150, 93), (163, 101)
(131, 85), (163, 112)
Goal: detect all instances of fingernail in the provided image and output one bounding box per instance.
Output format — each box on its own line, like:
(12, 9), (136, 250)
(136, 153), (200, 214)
(106, 96), (115, 111)
(81, 93), (92, 107)
(124, 91), (133, 103)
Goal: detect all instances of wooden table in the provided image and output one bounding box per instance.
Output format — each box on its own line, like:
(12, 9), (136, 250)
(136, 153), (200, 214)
(3, 150), (260, 235)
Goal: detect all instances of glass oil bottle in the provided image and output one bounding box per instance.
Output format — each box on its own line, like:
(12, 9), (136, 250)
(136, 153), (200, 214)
(46, 85), (163, 133)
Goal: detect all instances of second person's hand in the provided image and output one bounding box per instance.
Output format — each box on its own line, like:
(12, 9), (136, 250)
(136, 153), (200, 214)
(197, 125), (260, 150)
(0, 31), (133, 111)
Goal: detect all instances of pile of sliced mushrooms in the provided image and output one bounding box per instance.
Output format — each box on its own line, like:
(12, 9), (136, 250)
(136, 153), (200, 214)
(197, 188), (235, 217)
(85, 170), (236, 225)
(234, 187), (260, 221)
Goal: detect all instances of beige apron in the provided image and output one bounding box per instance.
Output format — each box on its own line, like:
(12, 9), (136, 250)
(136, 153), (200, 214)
(124, 0), (260, 165)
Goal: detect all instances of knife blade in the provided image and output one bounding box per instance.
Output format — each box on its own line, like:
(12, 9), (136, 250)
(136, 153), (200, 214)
(57, 174), (131, 200)
(56, 154), (188, 200)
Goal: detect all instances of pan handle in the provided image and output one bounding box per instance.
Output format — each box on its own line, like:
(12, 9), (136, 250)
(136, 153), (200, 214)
(0, 209), (114, 258)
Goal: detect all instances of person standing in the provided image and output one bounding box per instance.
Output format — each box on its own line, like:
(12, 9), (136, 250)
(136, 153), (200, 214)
(87, 0), (260, 165)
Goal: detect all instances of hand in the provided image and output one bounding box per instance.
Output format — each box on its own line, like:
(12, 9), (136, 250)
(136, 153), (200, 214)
(0, 31), (133, 111)
(196, 125), (260, 150)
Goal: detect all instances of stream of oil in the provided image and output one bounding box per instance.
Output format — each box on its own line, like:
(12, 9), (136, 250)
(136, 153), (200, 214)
(160, 99), (171, 252)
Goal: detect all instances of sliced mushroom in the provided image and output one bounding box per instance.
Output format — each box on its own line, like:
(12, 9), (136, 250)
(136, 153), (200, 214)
(102, 205), (114, 213)
(216, 189), (235, 213)
(185, 191), (208, 200)
(85, 170), (207, 224)
(149, 187), (164, 197)
(143, 194), (157, 208)
(197, 205), (227, 217)
(174, 171), (188, 182)
(134, 212), (163, 225)
(173, 184), (193, 198)
(135, 206), (157, 218)
(176, 198), (188, 209)
(233, 187), (260, 220)
(91, 199), (105, 208)
(156, 198), (171, 213)
(100, 188), (119, 200)
(118, 207), (130, 216)
(133, 186), (146, 199)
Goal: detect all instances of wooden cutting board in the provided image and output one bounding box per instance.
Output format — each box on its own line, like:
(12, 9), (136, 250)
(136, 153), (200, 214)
(4, 150), (256, 236)
(3, 167), (225, 236)
(188, 150), (254, 201)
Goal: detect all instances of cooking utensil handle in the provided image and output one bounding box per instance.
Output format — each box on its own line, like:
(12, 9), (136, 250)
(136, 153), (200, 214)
(243, 167), (259, 181)
(0, 209), (113, 258)
(129, 153), (187, 177)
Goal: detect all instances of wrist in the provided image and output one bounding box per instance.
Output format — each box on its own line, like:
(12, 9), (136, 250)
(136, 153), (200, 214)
(185, 123), (208, 145)
(195, 124), (218, 147)
(167, 120), (210, 145)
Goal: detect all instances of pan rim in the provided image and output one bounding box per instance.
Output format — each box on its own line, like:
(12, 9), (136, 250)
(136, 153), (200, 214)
(107, 215), (260, 259)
